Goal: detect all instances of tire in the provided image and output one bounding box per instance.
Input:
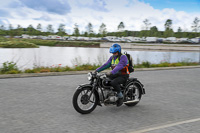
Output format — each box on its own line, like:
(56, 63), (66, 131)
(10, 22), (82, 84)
(124, 83), (142, 107)
(72, 87), (98, 114)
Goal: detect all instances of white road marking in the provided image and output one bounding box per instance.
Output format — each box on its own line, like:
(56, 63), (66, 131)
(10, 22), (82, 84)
(129, 117), (200, 133)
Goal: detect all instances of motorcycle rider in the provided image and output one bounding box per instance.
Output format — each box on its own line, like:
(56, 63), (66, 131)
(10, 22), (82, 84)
(95, 43), (130, 107)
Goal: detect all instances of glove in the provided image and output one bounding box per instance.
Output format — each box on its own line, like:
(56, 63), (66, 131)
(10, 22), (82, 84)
(93, 70), (98, 74)
(106, 72), (112, 77)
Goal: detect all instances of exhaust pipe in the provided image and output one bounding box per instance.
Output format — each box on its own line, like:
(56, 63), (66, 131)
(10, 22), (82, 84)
(124, 99), (139, 104)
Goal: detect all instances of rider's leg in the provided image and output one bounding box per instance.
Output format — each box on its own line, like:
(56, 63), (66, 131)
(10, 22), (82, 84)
(110, 75), (128, 93)
(110, 75), (129, 106)
(110, 76), (125, 95)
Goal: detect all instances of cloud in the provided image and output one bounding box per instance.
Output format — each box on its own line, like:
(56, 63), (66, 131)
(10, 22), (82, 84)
(18, 0), (71, 15)
(0, 0), (200, 33)
(97, 0), (200, 31)
(8, 0), (23, 8)
(75, 0), (109, 12)
(34, 15), (52, 21)
(0, 9), (11, 17)
(0, 18), (10, 26)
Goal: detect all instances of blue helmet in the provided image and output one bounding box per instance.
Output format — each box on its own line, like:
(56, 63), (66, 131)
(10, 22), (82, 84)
(109, 43), (121, 53)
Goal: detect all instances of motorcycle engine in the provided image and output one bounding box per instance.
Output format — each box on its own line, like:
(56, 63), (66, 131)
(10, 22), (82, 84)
(104, 89), (118, 105)
(108, 95), (118, 102)
(102, 78), (112, 88)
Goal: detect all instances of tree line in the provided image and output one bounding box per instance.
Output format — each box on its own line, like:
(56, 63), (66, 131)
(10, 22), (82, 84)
(0, 17), (199, 38)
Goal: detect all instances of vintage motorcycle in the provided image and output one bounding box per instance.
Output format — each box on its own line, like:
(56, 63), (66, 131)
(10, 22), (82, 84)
(72, 72), (145, 114)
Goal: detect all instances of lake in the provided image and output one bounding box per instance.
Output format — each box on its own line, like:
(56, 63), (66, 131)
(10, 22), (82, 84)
(0, 46), (199, 70)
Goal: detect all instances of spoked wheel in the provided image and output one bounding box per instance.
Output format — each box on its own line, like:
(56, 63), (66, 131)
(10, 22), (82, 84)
(124, 83), (142, 106)
(73, 87), (97, 114)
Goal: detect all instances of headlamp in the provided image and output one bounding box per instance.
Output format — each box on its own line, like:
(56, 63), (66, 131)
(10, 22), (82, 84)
(87, 72), (92, 81)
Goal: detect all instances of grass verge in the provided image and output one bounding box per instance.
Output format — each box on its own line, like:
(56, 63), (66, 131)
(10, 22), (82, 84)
(0, 41), (39, 48)
(0, 61), (199, 75)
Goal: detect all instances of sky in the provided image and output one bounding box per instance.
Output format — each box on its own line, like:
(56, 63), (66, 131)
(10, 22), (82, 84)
(0, 0), (200, 34)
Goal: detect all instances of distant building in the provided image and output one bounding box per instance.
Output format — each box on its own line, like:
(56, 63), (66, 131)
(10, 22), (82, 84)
(190, 38), (199, 43)
(166, 37), (177, 42)
(146, 37), (157, 42)
(22, 34), (30, 39)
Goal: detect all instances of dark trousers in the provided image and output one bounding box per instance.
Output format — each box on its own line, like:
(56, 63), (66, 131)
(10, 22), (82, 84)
(109, 74), (129, 93)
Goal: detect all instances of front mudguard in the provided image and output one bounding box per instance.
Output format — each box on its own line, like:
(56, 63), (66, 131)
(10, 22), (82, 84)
(76, 84), (101, 106)
(126, 78), (145, 95)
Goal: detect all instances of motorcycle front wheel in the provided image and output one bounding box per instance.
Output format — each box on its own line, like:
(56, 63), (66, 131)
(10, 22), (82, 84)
(73, 87), (98, 114)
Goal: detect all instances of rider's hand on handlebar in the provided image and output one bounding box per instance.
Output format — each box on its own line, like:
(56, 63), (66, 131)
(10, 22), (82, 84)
(93, 70), (98, 74)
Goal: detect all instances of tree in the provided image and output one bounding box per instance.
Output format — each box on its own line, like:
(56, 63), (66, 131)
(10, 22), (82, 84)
(28, 25), (34, 29)
(57, 24), (66, 36)
(27, 24), (35, 35)
(73, 23), (80, 37)
(84, 32), (88, 37)
(118, 22), (125, 31)
(9, 24), (13, 30)
(143, 19), (151, 30)
(176, 27), (183, 38)
(164, 19), (174, 37)
(164, 29), (174, 37)
(86, 23), (94, 37)
(164, 19), (172, 30)
(177, 27), (182, 32)
(149, 26), (159, 37)
(139, 30), (150, 37)
(17, 25), (22, 29)
(46, 24), (54, 33)
(8, 24), (15, 37)
(191, 17), (200, 32)
(0, 25), (6, 36)
(16, 24), (23, 35)
(99, 23), (107, 37)
(0, 25), (6, 30)
(36, 24), (42, 31)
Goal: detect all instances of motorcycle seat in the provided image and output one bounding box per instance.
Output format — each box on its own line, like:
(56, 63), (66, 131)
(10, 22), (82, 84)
(121, 78), (137, 88)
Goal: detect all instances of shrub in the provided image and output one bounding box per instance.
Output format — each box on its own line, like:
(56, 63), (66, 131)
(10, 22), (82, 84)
(24, 69), (35, 73)
(158, 62), (170, 67)
(5, 70), (21, 74)
(74, 64), (100, 71)
(63, 66), (73, 71)
(141, 61), (151, 68)
(0, 62), (21, 74)
(40, 69), (50, 73)
(51, 67), (63, 72)
(174, 63), (182, 66)
(150, 64), (157, 67)
(27, 67), (41, 73)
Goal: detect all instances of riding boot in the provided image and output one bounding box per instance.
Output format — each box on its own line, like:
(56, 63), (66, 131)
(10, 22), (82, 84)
(116, 92), (123, 107)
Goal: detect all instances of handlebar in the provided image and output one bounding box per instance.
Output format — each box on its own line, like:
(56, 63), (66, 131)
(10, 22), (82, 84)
(91, 72), (106, 78)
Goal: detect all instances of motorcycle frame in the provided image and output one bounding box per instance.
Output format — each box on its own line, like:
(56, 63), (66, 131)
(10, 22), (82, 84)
(76, 73), (145, 106)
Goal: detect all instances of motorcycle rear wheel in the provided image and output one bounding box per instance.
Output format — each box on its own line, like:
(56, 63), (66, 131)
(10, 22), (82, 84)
(124, 83), (142, 107)
(73, 87), (98, 114)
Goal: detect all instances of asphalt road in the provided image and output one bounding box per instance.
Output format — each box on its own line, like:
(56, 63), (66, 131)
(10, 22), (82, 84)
(0, 68), (200, 133)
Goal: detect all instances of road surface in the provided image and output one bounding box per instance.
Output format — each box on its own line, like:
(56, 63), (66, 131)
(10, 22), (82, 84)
(0, 68), (200, 133)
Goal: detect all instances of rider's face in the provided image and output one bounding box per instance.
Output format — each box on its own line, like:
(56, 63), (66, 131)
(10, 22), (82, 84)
(113, 52), (118, 56)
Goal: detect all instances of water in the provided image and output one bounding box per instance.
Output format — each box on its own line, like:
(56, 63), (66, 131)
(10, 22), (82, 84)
(0, 46), (199, 70)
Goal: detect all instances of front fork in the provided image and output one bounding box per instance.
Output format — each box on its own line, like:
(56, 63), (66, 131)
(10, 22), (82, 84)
(88, 82), (97, 98)
(86, 82), (102, 106)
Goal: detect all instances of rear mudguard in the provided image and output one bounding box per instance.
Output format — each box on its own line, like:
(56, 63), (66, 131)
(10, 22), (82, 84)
(76, 84), (102, 106)
(125, 78), (145, 94)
